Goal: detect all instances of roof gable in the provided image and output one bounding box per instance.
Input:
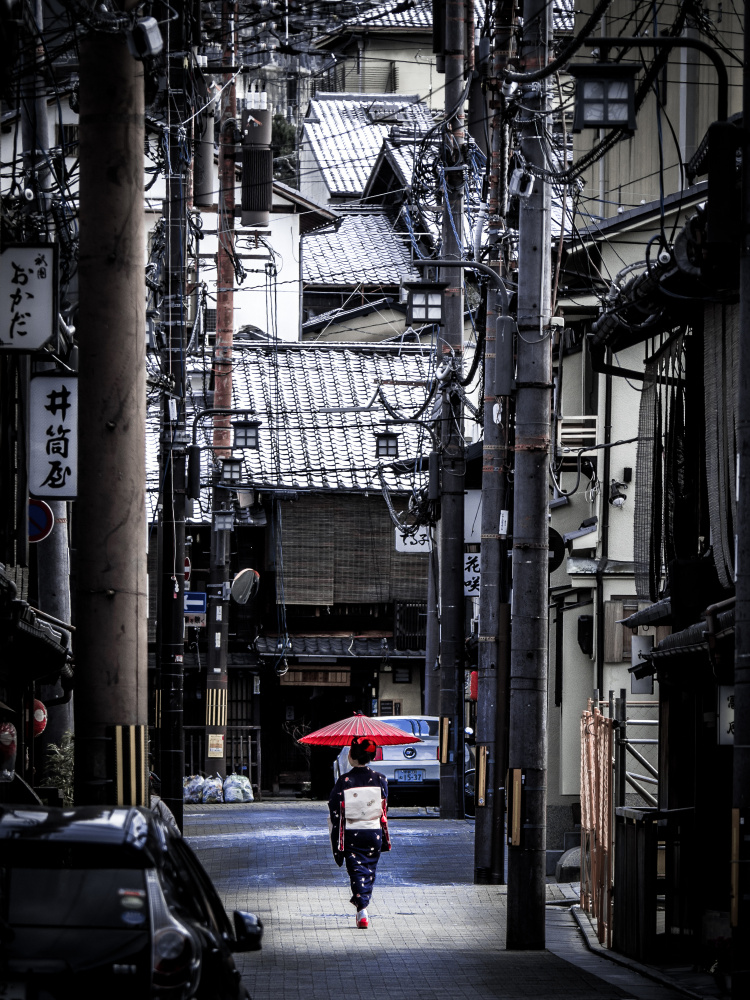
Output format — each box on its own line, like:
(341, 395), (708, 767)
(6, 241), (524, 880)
(301, 93), (434, 197)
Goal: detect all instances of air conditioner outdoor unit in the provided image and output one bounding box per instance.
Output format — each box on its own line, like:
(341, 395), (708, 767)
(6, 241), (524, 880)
(557, 415), (598, 470)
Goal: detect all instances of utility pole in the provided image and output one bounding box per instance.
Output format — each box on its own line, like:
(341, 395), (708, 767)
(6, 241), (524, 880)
(732, 8), (750, 996)
(423, 545), (439, 716)
(75, 30), (148, 806)
(506, 0), (552, 950)
(438, 0), (467, 821)
(473, 0), (514, 881)
(203, 0), (237, 774)
(158, 10), (192, 829)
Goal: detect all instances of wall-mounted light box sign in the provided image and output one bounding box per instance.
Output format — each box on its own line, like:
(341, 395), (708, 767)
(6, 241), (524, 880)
(0, 244), (57, 350)
(718, 685), (734, 745)
(29, 373), (78, 499)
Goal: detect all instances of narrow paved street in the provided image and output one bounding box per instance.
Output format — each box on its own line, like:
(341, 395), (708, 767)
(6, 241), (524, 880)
(185, 801), (688, 1000)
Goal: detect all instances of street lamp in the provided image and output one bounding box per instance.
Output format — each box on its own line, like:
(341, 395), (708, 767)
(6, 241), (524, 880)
(232, 419), (260, 449)
(569, 62), (637, 132)
(220, 456), (243, 483)
(213, 510), (234, 531)
(376, 432), (399, 459)
(404, 280), (448, 327)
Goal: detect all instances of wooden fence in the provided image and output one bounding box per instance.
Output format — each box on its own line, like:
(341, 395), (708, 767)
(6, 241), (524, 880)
(580, 700), (614, 947)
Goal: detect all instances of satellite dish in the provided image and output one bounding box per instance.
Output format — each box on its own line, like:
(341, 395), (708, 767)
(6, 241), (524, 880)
(231, 568), (260, 604)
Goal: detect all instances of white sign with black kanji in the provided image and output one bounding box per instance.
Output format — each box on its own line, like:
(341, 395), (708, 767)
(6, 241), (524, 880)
(0, 244), (57, 350)
(29, 374), (78, 499)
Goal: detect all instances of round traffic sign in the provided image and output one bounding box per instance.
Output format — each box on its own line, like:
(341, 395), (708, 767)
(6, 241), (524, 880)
(184, 556), (191, 583)
(29, 499), (55, 543)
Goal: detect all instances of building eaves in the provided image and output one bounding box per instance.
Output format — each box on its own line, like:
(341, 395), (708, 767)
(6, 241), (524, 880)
(302, 297), (395, 332)
(255, 636), (425, 658)
(272, 180), (339, 233)
(566, 181), (708, 253)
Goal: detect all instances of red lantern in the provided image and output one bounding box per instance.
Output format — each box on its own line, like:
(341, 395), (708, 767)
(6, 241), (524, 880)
(0, 722), (17, 780)
(33, 699), (47, 737)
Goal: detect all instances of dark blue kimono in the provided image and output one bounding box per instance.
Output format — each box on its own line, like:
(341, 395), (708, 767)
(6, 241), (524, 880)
(328, 765), (390, 912)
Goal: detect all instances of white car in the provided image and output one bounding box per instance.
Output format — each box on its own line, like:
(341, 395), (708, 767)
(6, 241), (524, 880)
(333, 716), (440, 804)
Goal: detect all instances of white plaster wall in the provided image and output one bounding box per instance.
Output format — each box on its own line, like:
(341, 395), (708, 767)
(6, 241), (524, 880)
(365, 38), (440, 110)
(298, 142), (333, 206)
(378, 669), (422, 716)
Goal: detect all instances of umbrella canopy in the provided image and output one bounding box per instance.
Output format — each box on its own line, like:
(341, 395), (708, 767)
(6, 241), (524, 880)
(298, 713), (422, 747)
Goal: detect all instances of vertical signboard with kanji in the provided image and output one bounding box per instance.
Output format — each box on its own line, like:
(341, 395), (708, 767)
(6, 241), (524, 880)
(29, 374), (78, 499)
(0, 244), (57, 350)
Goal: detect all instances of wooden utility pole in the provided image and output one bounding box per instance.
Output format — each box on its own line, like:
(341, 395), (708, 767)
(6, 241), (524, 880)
(473, 0), (515, 887)
(506, 0), (552, 949)
(158, 11), (192, 829)
(438, 0), (467, 820)
(203, 0), (237, 774)
(75, 31), (148, 806)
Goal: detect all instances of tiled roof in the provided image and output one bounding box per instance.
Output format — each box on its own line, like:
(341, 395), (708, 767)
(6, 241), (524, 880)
(255, 636), (424, 657)
(303, 212), (420, 286)
(339, 0), (485, 32)
(146, 343), (435, 517)
(302, 93), (434, 196)
(337, 0), (572, 35)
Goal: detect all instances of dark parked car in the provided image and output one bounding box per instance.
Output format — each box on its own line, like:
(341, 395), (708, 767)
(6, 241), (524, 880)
(0, 804), (262, 1000)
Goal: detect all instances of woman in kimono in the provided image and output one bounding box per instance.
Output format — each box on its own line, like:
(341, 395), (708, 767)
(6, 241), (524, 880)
(328, 736), (390, 928)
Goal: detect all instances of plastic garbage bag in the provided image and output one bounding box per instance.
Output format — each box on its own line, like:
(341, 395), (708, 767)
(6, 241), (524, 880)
(223, 773), (254, 803)
(202, 775), (224, 803)
(183, 774), (205, 803)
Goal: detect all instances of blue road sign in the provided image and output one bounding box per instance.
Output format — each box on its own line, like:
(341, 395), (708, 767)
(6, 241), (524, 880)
(184, 591), (207, 615)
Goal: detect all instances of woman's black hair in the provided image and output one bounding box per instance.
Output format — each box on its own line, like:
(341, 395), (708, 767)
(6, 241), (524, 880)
(350, 736), (377, 764)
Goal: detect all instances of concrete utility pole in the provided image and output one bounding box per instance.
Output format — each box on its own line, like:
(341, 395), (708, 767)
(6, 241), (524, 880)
(473, 1), (514, 880)
(732, 10), (750, 996)
(75, 31), (148, 806)
(203, 0), (238, 774)
(158, 12), (192, 830)
(423, 546), (439, 716)
(506, 0), (552, 950)
(438, 0), (467, 820)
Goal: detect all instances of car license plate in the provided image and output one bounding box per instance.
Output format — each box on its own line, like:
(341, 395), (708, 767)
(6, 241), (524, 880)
(394, 769), (424, 782)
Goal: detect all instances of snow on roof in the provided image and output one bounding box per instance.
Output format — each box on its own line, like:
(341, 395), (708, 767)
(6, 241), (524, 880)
(302, 93), (435, 196)
(302, 211), (420, 286)
(146, 343), (435, 516)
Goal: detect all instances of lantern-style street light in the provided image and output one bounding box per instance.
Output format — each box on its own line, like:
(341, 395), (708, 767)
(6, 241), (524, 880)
(568, 62), (637, 132)
(403, 280), (448, 327)
(232, 419), (260, 450)
(220, 456), (243, 483)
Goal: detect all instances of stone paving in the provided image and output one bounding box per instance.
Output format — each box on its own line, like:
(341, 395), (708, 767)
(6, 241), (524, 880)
(184, 800), (692, 1000)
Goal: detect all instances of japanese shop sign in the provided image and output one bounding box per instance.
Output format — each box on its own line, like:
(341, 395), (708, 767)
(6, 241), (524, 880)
(464, 550), (480, 596)
(718, 686), (735, 746)
(29, 373), (78, 499)
(0, 244), (57, 350)
(395, 527), (432, 552)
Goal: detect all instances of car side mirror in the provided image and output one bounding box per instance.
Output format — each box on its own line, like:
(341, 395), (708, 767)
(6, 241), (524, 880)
(232, 910), (263, 952)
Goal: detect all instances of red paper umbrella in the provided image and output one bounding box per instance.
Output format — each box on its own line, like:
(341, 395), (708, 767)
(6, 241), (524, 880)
(298, 713), (422, 747)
